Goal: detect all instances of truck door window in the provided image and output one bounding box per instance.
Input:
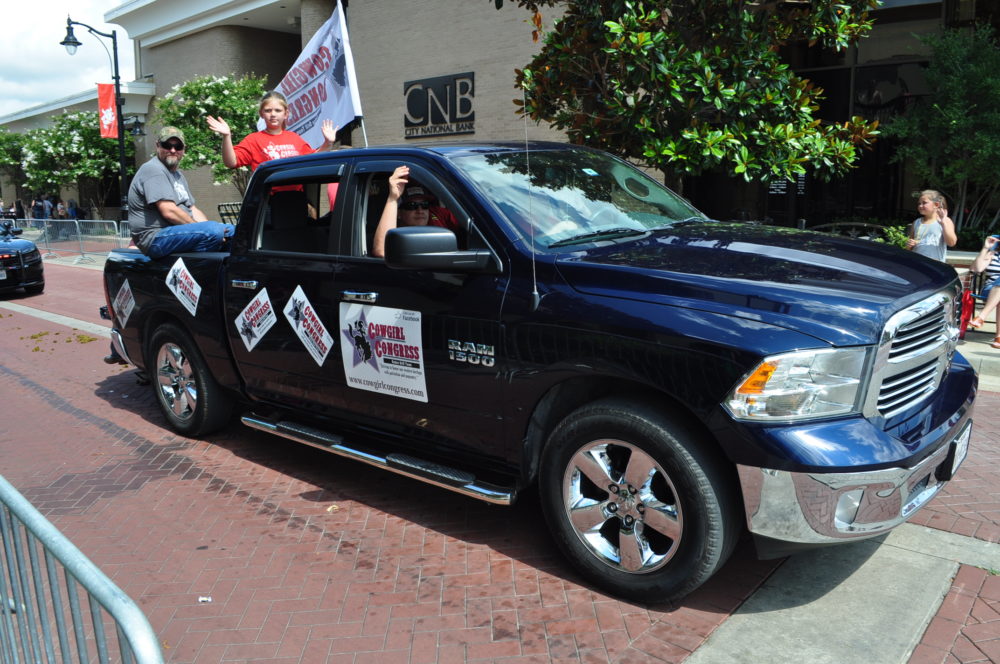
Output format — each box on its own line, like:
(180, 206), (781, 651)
(257, 179), (341, 253)
(352, 169), (466, 258)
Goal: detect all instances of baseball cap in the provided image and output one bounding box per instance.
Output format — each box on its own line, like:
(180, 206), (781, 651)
(400, 186), (434, 205)
(157, 126), (186, 144)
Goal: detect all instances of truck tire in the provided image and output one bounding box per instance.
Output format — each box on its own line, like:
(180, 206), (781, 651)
(148, 323), (233, 436)
(539, 397), (740, 602)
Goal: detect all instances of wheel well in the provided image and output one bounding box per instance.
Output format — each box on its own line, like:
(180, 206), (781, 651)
(521, 378), (734, 490)
(140, 311), (189, 365)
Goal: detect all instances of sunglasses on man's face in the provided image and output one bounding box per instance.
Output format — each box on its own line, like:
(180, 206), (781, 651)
(160, 141), (185, 151)
(400, 201), (431, 210)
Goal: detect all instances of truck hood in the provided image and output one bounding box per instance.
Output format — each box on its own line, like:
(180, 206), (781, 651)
(554, 221), (958, 346)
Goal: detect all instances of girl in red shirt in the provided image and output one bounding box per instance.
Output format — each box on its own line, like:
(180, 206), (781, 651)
(207, 91), (339, 171)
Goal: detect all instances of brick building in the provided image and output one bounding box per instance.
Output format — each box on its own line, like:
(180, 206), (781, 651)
(0, 0), (995, 224)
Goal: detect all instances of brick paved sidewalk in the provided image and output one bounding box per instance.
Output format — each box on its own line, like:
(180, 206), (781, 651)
(1, 262), (997, 663)
(906, 390), (1000, 664)
(1, 263), (781, 663)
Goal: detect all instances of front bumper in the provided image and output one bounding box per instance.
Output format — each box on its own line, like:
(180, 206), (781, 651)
(738, 417), (972, 557)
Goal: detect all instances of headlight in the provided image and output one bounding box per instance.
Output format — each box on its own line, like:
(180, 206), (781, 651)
(725, 347), (869, 421)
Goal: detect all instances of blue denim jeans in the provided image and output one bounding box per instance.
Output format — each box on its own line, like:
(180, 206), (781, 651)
(147, 222), (235, 259)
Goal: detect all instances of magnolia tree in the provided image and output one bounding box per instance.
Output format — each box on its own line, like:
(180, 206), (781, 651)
(0, 129), (26, 197)
(497, 0), (881, 189)
(20, 111), (134, 216)
(885, 24), (1000, 232)
(154, 74), (268, 195)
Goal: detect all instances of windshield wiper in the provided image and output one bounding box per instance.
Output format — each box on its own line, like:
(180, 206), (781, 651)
(547, 227), (647, 248)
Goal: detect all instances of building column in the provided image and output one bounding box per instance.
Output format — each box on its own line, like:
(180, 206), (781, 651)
(300, 0), (337, 47)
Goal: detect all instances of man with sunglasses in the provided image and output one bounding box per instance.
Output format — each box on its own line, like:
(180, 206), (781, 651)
(371, 165), (458, 258)
(127, 126), (235, 259)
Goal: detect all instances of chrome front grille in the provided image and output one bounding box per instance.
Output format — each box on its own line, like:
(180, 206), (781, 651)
(876, 359), (938, 415)
(887, 299), (950, 361)
(867, 290), (958, 420)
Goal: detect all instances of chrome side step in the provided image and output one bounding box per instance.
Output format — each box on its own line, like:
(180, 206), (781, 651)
(241, 414), (516, 505)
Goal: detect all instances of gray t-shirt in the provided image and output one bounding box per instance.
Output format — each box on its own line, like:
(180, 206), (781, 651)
(127, 156), (196, 253)
(911, 218), (947, 262)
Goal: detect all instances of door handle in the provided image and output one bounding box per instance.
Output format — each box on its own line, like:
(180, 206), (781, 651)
(231, 279), (258, 290)
(342, 291), (378, 304)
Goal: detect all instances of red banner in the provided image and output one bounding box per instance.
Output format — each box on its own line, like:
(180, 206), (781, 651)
(97, 83), (118, 138)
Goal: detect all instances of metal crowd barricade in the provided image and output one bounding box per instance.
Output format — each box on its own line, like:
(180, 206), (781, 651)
(13, 219), (128, 263)
(10, 220), (45, 248)
(0, 475), (163, 664)
(71, 220), (125, 264)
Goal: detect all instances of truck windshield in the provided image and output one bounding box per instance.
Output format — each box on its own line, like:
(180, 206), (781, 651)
(450, 148), (705, 249)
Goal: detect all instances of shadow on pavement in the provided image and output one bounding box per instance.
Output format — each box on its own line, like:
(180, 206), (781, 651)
(88, 368), (796, 615)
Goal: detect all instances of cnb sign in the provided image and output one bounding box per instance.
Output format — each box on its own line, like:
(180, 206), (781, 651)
(404, 73), (474, 138)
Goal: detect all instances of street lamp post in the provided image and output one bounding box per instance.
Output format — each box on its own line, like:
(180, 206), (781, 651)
(60, 16), (128, 221)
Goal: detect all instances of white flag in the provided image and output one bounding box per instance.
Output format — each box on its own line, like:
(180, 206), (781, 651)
(268, 0), (362, 147)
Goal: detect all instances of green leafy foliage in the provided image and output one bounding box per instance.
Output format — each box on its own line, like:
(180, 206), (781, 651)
(0, 129), (26, 191)
(510, 0), (880, 185)
(884, 24), (1000, 232)
(19, 111), (134, 210)
(880, 224), (910, 249)
(154, 74), (268, 194)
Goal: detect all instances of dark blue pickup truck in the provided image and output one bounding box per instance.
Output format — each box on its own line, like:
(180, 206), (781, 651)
(102, 142), (976, 601)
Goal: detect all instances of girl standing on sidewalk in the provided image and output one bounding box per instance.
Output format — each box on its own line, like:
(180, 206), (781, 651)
(906, 189), (957, 262)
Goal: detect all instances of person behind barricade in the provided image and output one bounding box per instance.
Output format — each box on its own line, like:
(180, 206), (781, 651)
(906, 189), (957, 262)
(127, 126), (235, 260)
(371, 165), (460, 258)
(206, 91), (340, 172)
(30, 196), (44, 228)
(48, 199), (69, 241)
(968, 234), (1000, 348)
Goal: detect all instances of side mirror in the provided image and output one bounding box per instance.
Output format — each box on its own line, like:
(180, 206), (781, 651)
(384, 226), (495, 272)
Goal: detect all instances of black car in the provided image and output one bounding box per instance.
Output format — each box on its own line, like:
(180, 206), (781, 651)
(0, 220), (44, 294)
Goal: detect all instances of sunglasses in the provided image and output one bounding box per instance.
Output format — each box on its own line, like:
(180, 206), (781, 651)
(400, 201), (431, 210)
(160, 141), (185, 151)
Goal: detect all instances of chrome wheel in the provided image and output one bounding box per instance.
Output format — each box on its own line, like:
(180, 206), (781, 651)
(155, 341), (197, 424)
(540, 398), (738, 601)
(563, 439), (682, 574)
(147, 323), (233, 436)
